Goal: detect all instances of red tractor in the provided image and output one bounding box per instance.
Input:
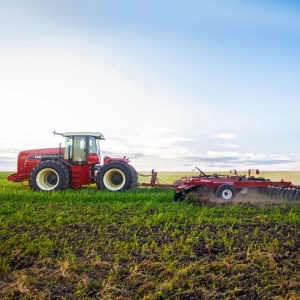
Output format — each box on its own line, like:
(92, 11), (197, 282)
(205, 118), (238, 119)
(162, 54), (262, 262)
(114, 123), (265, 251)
(7, 131), (138, 192)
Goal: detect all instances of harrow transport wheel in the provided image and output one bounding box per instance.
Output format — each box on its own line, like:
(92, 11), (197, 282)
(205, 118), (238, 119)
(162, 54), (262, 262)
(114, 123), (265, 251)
(216, 184), (236, 201)
(96, 161), (133, 192)
(29, 160), (70, 191)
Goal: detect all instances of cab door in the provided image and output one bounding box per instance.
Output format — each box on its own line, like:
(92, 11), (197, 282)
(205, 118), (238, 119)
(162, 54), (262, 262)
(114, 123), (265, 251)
(87, 136), (100, 165)
(73, 136), (87, 164)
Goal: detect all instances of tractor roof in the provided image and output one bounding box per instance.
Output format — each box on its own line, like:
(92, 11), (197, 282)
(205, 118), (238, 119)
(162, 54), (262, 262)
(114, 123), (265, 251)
(63, 132), (105, 139)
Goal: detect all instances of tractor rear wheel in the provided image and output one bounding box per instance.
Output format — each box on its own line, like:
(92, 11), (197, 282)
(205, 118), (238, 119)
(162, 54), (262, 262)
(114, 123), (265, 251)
(96, 161), (134, 191)
(29, 160), (70, 191)
(216, 184), (236, 201)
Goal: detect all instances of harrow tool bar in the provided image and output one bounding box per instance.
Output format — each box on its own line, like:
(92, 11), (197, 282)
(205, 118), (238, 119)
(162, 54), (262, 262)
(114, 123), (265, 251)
(141, 168), (300, 201)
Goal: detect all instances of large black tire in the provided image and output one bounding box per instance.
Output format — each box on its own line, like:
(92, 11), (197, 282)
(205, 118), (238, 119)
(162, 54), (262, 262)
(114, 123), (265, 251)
(216, 184), (236, 201)
(29, 160), (70, 191)
(96, 161), (133, 191)
(128, 164), (138, 189)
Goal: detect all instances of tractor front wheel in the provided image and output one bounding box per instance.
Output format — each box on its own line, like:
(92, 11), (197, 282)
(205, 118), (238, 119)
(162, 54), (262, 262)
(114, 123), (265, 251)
(96, 161), (134, 192)
(128, 164), (138, 189)
(29, 160), (70, 191)
(216, 184), (236, 201)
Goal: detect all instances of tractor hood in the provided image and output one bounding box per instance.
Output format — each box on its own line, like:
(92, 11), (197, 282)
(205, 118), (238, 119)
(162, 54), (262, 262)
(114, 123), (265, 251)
(17, 148), (64, 173)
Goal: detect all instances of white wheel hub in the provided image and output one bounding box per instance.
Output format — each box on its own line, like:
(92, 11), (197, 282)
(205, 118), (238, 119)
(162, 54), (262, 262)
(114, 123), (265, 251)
(36, 168), (59, 191)
(222, 189), (233, 200)
(103, 168), (126, 191)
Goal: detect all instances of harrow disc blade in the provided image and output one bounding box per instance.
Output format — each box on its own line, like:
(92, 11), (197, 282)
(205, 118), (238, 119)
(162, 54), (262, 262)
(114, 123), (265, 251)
(283, 189), (290, 200)
(257, 188), (266, 194)
(269, 187), (279, 197)
(265, 187), (274, 197)
(276, 188), (284, 198)
(286, 189), (296, 201)
(294, 190), (300, 201)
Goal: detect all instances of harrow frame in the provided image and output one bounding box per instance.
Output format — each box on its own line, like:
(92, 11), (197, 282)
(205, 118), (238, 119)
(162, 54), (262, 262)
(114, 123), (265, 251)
(141, 168), (300, 201)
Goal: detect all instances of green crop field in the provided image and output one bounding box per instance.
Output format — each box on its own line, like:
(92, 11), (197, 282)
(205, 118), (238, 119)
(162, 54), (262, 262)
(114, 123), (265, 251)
(0, 171), (300, 299)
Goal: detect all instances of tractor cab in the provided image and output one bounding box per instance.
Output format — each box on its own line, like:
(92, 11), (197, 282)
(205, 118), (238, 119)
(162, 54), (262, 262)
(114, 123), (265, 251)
(61, 132), (105, 165)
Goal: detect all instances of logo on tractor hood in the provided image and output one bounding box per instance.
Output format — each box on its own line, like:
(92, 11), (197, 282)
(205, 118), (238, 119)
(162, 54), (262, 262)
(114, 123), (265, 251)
(28, 154), (62, 160)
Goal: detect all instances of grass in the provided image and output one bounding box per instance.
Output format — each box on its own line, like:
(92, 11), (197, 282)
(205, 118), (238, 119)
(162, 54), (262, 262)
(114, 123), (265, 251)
(0, 171), (300, 299)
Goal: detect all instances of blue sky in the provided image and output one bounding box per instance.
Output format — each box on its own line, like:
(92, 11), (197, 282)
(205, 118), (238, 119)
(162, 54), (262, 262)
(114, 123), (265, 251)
(1, 0), (300, 171)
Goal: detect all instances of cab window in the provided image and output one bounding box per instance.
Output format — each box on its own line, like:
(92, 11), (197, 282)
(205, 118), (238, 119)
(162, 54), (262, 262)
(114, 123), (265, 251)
(73, 137), (86, 163)
(64, 137), (73, 160)
(89, 137), (100, 155)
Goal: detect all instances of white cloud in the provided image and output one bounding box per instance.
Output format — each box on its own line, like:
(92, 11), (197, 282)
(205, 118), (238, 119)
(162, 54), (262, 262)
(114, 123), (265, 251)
(205, 150), (240, 157)
(214, 133), (237, 140)
(220, 143), (239, 149)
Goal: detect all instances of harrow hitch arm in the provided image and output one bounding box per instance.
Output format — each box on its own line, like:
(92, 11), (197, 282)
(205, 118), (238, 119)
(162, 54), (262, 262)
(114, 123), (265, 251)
(140, 169), (178, 188)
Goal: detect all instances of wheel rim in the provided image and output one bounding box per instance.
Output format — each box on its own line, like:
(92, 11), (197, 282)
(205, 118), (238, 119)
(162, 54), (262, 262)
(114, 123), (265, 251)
(36, 168), (59, 191)
(103, 168), (126, 191)
(222, 189), (233, 200)
(240, 187), (248, 194)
